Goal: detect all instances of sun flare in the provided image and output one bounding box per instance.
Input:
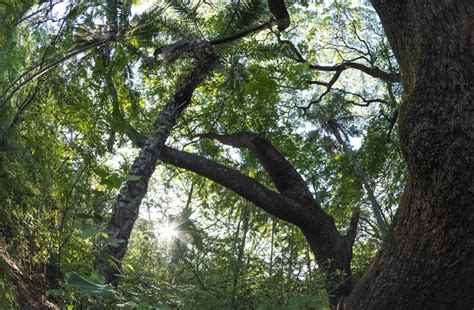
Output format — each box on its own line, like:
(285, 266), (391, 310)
(156, 223), (177, 242)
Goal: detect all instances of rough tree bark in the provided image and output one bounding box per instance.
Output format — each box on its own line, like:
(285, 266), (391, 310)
(98, 42), (216, 285)
(343, 1), (474, 309)
(158, 132), (360, 306)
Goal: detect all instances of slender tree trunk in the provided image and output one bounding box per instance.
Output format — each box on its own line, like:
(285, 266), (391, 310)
(98, 44), (216, 284)
(345, 1), (474, 308)
(231, 206), (250, 307)
(224, 203), (243, 291)
(326, 119), (387, 231)
(286, 226), (294, 282)
(269, 217), (276, 277)
(305, 244), (312, 279)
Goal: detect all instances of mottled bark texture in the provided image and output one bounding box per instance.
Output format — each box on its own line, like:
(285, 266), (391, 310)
(98, 42), (216, 285)
(158, 132), (360, 307)
(343, 1), (474, 309)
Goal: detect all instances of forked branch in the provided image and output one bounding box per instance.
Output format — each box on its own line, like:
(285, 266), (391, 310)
(158, 146), (305, 225)
(194, 132), (314, 202)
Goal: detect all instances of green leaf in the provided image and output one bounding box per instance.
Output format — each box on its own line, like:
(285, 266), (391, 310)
(94, 167), (109, 179)
(103, 236), (125, 247)
(80, 223), (100, 239)
(137, 300), (149, 310)
(66, 272), (118, 299)
(99, 172), (124, 189)
(126, 174), (141, 181)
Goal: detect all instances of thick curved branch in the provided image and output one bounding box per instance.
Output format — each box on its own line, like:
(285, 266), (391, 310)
(267, 0), (290, 31)
(159, 143), (357, 305)
(158, 146), (305, 225)
(195, 132), (314, 202)
(309, 62), (401, 83)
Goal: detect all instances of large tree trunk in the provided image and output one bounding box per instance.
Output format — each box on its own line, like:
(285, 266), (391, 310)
(345, 1), (474, 308)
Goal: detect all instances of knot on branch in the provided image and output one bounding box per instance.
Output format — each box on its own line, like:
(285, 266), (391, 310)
(154, 40), (213, 66)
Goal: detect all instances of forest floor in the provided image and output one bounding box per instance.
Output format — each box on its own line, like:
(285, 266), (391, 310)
(0, 246), (58, 309)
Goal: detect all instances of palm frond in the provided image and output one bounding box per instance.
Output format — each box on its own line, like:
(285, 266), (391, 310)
(219, 0), (268, 36)
(163, 0), (204, 30)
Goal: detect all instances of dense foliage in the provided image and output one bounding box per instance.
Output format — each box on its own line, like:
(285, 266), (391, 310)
(0, 0), (404, 308)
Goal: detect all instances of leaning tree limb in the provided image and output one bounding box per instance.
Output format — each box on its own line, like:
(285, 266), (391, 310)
(98, 41), (217, 285)
(159, 146), (301, 224)
(194, 132), (314, 202)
